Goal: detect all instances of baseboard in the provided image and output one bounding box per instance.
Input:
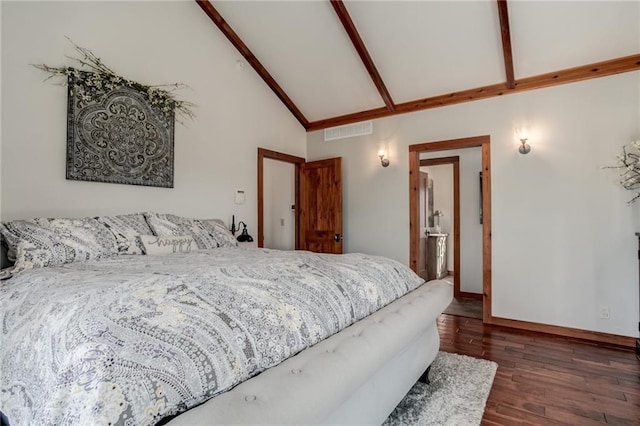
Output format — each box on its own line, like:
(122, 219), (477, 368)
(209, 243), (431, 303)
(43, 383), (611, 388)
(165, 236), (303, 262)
(488, 316), (636, 349)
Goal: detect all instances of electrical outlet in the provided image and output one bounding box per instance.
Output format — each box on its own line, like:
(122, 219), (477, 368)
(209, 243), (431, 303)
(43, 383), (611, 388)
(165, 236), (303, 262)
(599, 305), (610, 320)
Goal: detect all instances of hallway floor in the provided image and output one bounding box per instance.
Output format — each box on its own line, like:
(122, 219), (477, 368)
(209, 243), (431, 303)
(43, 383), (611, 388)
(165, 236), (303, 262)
(444, 297), (483, 319)
(441, 275), (483, 319)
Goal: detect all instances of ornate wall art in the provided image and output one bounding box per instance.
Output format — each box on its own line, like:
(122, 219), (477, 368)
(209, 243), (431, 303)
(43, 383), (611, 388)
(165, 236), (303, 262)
(67, 70), (175, 187)
(34, 39), (195, 188)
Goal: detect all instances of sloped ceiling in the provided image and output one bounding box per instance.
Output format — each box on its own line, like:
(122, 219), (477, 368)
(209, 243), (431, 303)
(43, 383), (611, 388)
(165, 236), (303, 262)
(200, 0), (640, 131)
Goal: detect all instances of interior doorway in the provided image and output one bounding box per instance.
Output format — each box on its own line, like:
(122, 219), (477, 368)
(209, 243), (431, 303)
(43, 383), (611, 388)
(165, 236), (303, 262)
(257, 148), (305, 249)
(419, 156), (461, 296)
(409, 136), (492, 323)
(257, 148), (343, 254)
(263, 158), (296, 250)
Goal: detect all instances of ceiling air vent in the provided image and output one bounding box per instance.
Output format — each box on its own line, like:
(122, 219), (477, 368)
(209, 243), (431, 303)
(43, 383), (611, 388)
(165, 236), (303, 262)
(324, 121), (373, 141)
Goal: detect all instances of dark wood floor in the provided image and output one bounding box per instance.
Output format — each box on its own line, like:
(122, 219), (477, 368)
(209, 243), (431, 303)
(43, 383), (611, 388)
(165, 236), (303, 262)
(437, 314), (640, 425)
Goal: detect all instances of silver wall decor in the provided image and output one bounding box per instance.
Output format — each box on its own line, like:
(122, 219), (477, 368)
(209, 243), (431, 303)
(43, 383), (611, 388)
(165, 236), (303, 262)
(66, 70), (174, 188)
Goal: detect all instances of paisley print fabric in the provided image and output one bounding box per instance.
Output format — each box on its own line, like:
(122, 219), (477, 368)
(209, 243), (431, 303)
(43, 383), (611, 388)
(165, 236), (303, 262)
(96, 213), (154, 255)
(145, 213), (237, 249)
(0, 248), (424, 425)
(0, 217), (118, 272)
(202, 219), (238, 248)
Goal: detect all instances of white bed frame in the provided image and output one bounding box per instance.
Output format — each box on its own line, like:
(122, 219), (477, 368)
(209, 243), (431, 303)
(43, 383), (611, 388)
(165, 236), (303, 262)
(167, 279), (452, 425)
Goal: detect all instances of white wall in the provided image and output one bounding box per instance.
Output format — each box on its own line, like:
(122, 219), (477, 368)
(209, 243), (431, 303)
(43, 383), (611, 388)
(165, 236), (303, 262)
(0, 1), (306, 228)
(307, 73), (640, 338)
(422, 147), (483, 294)
(263, 159), (295, 250)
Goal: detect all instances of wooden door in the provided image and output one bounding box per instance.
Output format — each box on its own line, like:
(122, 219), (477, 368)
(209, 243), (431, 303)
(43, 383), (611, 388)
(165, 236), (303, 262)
(418, 171), (429, 279)
(299, 157), (342, 254)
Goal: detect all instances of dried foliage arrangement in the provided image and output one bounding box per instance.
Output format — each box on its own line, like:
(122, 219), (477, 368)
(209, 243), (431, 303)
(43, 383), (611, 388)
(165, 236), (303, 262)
(32, 38), (195, 124)
(605, 140), (640, 204)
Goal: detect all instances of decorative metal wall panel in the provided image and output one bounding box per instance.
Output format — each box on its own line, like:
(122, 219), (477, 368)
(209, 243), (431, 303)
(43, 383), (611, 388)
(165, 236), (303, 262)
(66, 70), (174, 188)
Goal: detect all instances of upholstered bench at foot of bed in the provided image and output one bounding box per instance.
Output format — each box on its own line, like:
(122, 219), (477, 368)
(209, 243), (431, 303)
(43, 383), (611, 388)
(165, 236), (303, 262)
(167, 279), (453, 425)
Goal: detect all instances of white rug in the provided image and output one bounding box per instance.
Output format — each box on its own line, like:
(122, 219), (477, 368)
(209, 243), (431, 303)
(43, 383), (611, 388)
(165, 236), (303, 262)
(383, 351), (498, 426)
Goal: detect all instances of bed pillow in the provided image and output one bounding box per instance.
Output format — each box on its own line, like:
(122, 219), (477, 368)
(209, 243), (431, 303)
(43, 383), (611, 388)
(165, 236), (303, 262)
(139, 235), (197, 255)
(144, 213), (237, 249)
(96, 213), (153, 255)
(203, 219), (239, 248)
(0, 217), (118, 272)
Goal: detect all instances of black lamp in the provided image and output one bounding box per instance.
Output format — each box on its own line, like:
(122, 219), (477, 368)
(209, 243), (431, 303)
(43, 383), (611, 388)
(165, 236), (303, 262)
(236, 221), (253, 242)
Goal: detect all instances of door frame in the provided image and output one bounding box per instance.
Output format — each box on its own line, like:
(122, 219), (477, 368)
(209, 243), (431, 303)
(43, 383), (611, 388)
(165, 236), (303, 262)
(409, 135), (492, 323)
(257, 148), (305, 249)
(419, 156), (471, 299)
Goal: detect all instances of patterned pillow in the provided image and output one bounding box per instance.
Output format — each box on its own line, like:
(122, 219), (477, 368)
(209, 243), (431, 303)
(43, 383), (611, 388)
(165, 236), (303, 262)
(96, 213), (153, 255)
(139, 235), (198, 255)
(202, 219), (238, 248)
(0, 217), (118, 272)
(144, 213), (237, 249)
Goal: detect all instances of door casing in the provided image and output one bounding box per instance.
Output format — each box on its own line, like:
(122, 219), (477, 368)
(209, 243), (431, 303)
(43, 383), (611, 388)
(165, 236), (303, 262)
(257, 148), (305, 249)
(409, 136), (492, 323)
(419, 156), (472, 299)
(258, 148), (343, 254)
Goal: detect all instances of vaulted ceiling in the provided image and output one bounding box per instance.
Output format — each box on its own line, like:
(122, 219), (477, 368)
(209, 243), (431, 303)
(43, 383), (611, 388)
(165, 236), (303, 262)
(197, 1), (640, 131)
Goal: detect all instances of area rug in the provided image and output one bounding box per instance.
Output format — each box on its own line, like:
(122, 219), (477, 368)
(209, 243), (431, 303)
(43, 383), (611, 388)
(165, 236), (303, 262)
(383, 351), (498, 426)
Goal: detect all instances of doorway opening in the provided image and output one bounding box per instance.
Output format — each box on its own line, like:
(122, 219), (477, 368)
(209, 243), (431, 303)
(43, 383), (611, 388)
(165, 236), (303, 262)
(409, 136), (492, 323)
(419, 156), (461, 293)
(263, 158), (296, 250)
(257, 148), (305, 249)
(258, 148), (343, 254)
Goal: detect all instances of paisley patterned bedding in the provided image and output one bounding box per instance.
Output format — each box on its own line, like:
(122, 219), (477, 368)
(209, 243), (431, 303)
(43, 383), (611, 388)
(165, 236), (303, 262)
(0, 248), (424, 426)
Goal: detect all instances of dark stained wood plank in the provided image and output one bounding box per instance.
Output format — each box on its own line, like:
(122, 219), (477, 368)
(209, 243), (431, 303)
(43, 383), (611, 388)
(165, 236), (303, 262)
(306, 54), (640, 131)
(195, 0), (310, 129)
(496, 0), (515, 89)
(330, 0), (395, 111)
(436, 314), (640, 426)
(480, 142), (492, 322)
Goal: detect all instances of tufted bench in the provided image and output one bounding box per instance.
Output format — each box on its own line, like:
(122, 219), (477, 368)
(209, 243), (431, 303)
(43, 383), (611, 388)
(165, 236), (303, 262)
(168, 279), (453, 425)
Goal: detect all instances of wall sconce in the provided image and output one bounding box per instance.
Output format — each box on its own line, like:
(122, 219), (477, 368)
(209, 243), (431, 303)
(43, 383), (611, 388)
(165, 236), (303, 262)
(236, 221), (254, 242)
(378, 149), (390, 167)
(230, 216), (254, 242)
(516, 128), (531, 155)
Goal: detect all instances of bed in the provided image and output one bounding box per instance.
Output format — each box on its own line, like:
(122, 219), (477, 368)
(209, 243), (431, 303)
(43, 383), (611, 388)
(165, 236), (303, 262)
(0, 213), (452, 425)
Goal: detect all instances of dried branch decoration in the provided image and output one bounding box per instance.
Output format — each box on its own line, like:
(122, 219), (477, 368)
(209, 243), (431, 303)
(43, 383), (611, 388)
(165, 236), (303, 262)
(32, 38), (195, 124)
(605, 140), (640, 204)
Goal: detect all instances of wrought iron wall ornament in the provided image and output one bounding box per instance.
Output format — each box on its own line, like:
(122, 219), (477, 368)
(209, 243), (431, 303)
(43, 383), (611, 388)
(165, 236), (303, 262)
(33, 39), (196, 188)
(67, 70), (174, 187)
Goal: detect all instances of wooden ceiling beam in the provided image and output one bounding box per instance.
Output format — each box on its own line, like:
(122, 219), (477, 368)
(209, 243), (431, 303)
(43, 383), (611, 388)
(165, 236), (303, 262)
(195, 0), (310, 129)
(306, 54), (640, 132)
(497, 0), (516, 89)
(330, 0), (395, 111)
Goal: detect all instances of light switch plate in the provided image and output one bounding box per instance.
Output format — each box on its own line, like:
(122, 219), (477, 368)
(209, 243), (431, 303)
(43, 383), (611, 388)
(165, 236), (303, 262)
(234, 189), (246, 205)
